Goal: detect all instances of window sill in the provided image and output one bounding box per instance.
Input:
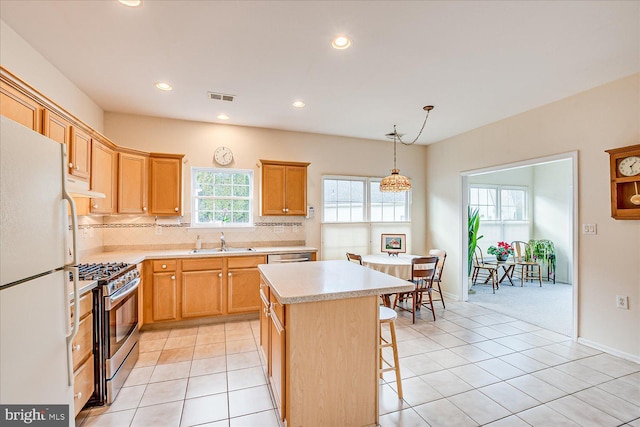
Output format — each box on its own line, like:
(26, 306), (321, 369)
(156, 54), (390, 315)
(188, 224), (255, 231)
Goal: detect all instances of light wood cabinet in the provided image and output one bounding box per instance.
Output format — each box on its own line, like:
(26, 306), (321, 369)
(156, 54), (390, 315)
(260, 160), (309, 216)
(69, 126), (91, 181)
(268, 291), (286, 419)
(259, 282), (270, 364)
(43, 109), (71, 146)
(227, 256), (264, 314)
(90, 139), (117, 214)
(152, 271), (178, 321)
(182, 258), (224, 318)
(149, 154), (183, 216)
(118, 151), (148, 214)
(143, 255), (266, 324)
(0, 80), (42, 132)
(69, 293), (93, 417)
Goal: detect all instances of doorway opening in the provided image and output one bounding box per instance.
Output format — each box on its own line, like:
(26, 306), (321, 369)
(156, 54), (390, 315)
(460, 152), (578, 339)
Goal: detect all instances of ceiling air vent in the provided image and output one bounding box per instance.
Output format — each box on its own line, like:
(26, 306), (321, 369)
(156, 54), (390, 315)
(208, 92), (235, 102)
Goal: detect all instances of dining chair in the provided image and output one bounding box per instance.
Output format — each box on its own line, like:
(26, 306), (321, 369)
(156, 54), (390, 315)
(346, 252), (363, 265)
(472, 247), (498, 293)
(347, 252), (391, 306)
(394, 255), (439, 323)
(510, 241), (542, 287)
(428, 249), (447, 309)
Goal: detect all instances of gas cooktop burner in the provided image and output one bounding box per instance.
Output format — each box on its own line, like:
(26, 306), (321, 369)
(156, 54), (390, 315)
(74, 262), (132, 281)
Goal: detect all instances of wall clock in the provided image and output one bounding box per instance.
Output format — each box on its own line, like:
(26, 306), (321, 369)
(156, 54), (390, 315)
(214, 146), (233, 166)
(605, 144), (640, 220)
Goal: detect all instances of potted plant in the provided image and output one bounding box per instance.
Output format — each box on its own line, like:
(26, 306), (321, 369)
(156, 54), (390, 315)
(528, 239), (556, 281)
(487, 241), (514, 261)
(468, 207), (483, 274)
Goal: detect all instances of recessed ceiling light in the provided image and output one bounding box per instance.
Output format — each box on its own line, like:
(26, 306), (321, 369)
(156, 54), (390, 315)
(217, 114), (229, 120)
(118, 0), (142, 7)
(292, 100), (306, 108)
(331, 36), (351, 50)
(154, 82), (172, 91)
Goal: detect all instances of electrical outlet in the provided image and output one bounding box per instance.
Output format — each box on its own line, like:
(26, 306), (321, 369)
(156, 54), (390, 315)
(154, 225), (163, 235)
(616, 295), (628, 309)
(273, 225), (284, 234)
(82, 228), (89, 238)
(582, 224), (597, 235)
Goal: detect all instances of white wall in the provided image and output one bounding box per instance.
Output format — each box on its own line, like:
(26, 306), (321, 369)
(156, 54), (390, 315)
(0, 20), (104, 132)
(104, 113), (428, 257)
(426, 74), (640, 359)
(533, 160), (573, 283)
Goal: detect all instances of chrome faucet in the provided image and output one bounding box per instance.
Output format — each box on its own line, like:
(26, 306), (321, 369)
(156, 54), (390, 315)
(220, 232), (227, 251)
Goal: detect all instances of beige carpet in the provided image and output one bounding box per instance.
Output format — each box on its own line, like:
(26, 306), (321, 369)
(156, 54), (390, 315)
(468, 280), (572, 336)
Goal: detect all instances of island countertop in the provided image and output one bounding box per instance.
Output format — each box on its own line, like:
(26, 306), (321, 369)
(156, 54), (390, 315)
(258, 260), (415, 304)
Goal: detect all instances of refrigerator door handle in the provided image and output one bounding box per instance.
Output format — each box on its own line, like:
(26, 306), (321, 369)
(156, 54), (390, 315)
(61, 144), (79, 267)
(65, 266), (80, 386)
(61, 144), (80, 386)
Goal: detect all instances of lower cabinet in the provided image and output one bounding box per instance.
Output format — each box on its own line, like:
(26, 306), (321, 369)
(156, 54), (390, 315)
(182, 258), (224, 318)
(70, 293), (94, 417)
(268, 291), (286, 420)
(143, 255), (266, 324)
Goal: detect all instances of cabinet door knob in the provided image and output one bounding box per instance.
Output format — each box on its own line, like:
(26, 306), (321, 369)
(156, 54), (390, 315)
(171, 275), (175, 280)
(282, 208), (286, 213)
(73, 344), (81, 351)
(68, 162), (73, 168)
(75, 392), (82, 399)
(218, 273), (222, 278)
(92, 204), (98, 209)
(228, 272), (232, 277)
(174, 207), (179, 212)
(143, 207), (147, 211)
(75, 166), (79, 170)
(162, 264), (167, 269)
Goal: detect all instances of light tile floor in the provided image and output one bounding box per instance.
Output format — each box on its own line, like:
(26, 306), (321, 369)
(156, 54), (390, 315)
(76, 301), (640, 427)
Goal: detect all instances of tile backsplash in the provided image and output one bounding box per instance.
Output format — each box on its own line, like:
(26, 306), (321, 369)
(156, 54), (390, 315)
(75, 214), (307, 256)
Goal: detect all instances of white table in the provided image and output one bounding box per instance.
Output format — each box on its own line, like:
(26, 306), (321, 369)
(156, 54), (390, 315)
(361, 254), (419, 281)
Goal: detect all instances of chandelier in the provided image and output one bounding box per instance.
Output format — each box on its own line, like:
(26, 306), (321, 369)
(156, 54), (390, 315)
(380, 105), (434, 192)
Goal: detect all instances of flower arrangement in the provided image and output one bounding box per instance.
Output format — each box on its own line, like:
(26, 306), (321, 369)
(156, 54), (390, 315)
(487, 241), (514, 260)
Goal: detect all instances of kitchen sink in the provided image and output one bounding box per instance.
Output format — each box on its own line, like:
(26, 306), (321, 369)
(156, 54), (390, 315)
(189, 248), (255, 254)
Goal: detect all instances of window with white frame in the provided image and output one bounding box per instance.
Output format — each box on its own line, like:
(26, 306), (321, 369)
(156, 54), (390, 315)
(321, 176), (411, 260)
(322, 176), (411, 223)
(192, 168), (253, 226)
(469, 184), (529, 252)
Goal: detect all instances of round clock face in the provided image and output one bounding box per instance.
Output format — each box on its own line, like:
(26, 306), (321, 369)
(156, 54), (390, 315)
(618, 156), (640, 176)
(214, 146), (233, 166)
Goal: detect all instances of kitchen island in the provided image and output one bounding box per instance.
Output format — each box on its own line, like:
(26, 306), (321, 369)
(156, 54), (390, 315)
(258, 260), (414, 427)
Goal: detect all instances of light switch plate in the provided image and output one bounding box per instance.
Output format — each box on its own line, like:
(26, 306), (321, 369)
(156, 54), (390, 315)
(616, 295), (629, 309)
(582, 224), (597, 235)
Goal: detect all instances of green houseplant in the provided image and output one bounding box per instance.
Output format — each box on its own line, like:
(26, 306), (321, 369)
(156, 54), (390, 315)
(468, 207), (483, 276)
(528, 239), (556, 276)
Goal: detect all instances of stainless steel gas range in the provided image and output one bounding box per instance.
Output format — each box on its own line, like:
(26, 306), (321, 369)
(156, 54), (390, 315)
(75, 262), (140, 406)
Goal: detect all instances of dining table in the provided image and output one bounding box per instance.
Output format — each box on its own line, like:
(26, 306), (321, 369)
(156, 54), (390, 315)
(361, 253), (419, 280)
(361, 254), (419, 306)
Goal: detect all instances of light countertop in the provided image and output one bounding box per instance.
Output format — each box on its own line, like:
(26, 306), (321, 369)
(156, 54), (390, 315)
(258, 260), (415, 304)
(79, 246), (318, 265)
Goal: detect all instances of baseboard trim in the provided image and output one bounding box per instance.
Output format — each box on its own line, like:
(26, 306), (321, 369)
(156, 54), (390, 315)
(577, 337), (640, 364)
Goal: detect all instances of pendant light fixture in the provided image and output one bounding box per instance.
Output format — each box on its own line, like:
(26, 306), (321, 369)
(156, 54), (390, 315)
(380, 105), (434, 192)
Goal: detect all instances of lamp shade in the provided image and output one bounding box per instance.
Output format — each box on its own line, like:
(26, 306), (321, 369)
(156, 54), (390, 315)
(380, 169), (411, 192)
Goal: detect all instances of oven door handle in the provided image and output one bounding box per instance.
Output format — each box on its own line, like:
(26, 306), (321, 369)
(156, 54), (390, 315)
(105, 278), (140, 311)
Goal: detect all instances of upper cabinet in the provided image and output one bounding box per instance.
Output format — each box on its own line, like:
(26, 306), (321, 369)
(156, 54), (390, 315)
(149, 154), (184, 216)
(260, 160), (310, 216)
(118, 150), (148, 214)
(90, 138), (117, 214)
(1, 67), (185, 218)
(43, 109), (71, 146)
(0, 81), (42, 132)
(69, 127), (91, 181)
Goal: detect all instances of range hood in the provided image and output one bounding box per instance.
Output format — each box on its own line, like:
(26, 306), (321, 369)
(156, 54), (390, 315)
(66, 176), (105, 199)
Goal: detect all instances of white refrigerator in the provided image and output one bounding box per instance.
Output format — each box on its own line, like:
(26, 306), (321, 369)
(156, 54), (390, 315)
(0, 116), (81, 423)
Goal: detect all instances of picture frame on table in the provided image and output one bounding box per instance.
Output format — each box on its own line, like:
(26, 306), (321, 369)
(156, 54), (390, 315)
(381, 234), (406, 254)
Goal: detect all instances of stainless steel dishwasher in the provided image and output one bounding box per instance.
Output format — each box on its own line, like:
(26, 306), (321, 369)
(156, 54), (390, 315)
(267, 252), (314, 264)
